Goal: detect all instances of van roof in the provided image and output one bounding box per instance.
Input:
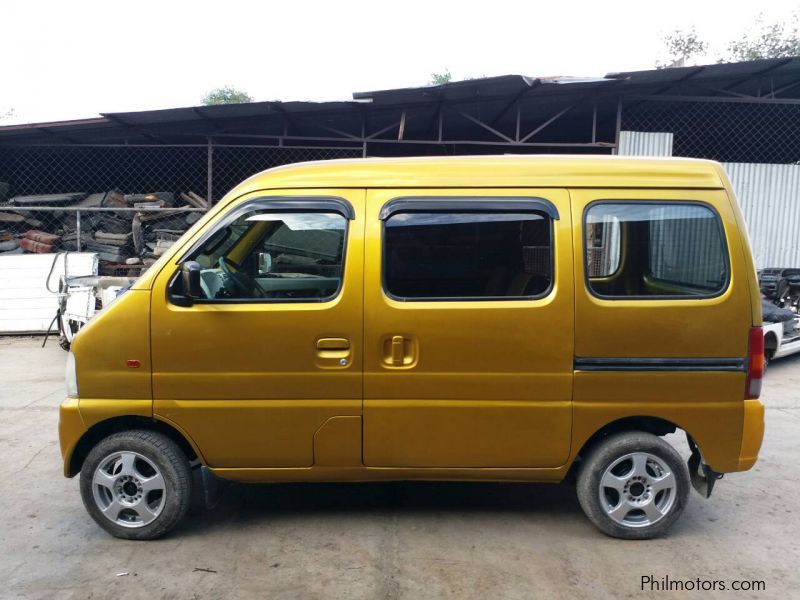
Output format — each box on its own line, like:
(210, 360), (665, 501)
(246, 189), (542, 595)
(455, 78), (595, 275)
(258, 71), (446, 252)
(230, 155), (727, 196)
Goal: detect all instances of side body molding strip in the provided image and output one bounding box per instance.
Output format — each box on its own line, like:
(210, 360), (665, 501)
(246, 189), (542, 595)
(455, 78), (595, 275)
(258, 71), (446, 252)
(574, 357), (746, 372)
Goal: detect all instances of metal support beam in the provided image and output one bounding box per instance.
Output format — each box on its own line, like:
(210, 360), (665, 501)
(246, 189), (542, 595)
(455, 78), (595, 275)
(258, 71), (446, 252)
(183, 130), (614, 149)
(629, 94), (800, 105)
(104, 114), (164, 144)
(488, 82), (540, 128)
(366, 113), (414, 140)
(279, 122), (287, 147)
(710, 58), (794, 97)
(519, 103), (577, 143)
(34, 126), (81, 145)
(452, 108), (514, 143)
(269, 102), (301, 139)
(650, 66), (706, 96)
(708, 88), (756, 99)
(206, 138), (213, 205)
(613, 99), (622, 155)
(398, 109), (406, 140)
(366, 139), (613, 148)
(622, 67), (706, 114)
(319, 125), (361, 140)
(365, 121), (399, 140)
(766, 78), (800, 98)
(361, 113), (367, 157)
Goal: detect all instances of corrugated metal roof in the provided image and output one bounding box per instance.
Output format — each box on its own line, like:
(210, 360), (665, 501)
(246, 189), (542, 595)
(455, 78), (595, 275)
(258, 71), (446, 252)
(608, 57), (798, 88)
(2, 58), (800, 145)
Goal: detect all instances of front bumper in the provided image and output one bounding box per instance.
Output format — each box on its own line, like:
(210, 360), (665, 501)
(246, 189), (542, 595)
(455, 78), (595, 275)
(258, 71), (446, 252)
(58, 398), (86, 477)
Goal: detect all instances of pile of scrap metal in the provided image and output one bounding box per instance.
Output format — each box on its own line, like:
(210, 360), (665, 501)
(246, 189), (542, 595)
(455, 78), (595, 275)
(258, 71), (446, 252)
(759, 268), (800, 313)
(0, 184), (207, 275)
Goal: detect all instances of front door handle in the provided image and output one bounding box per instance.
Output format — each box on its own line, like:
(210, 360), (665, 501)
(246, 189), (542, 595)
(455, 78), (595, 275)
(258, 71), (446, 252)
(317, 337), (350, 351)
(315, 337), (351, 367)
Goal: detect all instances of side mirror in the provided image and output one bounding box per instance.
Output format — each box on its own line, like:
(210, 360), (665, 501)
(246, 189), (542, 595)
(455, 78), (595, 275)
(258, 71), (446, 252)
(258, 251), (273, 275)
(179, 261), (202, 302)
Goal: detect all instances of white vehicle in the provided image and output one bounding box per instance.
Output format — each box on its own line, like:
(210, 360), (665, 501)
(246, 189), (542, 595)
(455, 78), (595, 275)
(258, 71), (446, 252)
(763, 315), (800, 365)
(56, 275), (134, 349)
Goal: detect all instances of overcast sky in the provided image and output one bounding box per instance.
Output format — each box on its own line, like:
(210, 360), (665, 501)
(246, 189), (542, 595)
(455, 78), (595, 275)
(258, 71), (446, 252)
(2, 0), (799, 124)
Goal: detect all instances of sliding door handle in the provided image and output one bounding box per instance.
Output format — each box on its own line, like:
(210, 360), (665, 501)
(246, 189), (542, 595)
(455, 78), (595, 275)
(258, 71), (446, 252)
(383, 335), (417, 368)
(391, 335), (404, 365)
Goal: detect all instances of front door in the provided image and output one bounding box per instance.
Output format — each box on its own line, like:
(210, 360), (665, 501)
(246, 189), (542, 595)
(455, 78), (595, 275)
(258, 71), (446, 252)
(363, 188), (574, 468)
(150, 189), (365, 468)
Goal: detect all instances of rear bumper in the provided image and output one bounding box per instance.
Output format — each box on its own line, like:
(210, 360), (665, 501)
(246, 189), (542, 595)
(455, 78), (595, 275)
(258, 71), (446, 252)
(737, 399), (765, 471)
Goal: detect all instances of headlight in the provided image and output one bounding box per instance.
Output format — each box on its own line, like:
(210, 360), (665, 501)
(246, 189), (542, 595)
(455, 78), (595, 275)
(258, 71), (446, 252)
(66, 351), (79, 398)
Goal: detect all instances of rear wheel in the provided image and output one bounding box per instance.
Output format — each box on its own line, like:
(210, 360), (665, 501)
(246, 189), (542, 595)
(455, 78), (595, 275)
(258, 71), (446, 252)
(80, 430), (191, 540)
(576, 431), (690, 539)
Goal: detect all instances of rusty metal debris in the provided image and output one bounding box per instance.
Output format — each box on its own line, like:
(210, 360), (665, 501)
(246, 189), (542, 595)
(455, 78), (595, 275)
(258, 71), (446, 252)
(0, 188), (208, 275)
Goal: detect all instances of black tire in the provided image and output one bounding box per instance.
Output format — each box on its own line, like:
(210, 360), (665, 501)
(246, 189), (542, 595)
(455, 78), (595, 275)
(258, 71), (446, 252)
(80, 430), (192, 540)
(58, 335), (71, 351)
(576, 431), (690, 540)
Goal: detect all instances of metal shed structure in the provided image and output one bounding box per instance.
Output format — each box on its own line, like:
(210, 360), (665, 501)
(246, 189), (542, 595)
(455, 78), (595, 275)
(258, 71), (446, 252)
(2, 57), (800, 266)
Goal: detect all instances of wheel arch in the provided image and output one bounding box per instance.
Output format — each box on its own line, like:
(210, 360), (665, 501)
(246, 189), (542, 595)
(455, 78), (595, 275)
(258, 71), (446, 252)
(570, 415), (686, 477)
(68, 415), (202, 477)
(764, 330), (779, 358)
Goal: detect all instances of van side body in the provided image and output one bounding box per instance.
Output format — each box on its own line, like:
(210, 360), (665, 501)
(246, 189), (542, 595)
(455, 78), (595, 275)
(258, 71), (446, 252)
(59, 156), (765, 539)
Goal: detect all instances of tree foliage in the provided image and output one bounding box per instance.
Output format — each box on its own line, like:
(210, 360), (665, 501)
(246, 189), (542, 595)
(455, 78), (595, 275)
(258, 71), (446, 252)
(726, 14), (800, 61)
(429, 69), (452, 85)
(202, 86), (253, 106)
(656, 27), (708, 68)
(658, 13), (800, 68)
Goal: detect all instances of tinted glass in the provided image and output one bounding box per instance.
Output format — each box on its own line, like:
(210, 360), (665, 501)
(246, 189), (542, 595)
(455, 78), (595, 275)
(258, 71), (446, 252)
(183, 210), (347, 301)
(585, 202), (728, 298)
(384, 212), (552, 300)
(586, 216), (621, 277)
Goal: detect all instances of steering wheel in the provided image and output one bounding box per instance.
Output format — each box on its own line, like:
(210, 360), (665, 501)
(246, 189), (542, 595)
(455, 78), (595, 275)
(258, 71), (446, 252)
(218, 256), (265, 298)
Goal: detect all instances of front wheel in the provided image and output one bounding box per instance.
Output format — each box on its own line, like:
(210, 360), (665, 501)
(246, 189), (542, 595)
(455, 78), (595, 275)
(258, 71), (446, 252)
(576, 431), (690, 539)
(80, 430), (192, 540)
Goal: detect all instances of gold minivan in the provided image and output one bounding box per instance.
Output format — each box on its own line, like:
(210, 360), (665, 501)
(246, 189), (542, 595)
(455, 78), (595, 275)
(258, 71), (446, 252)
(59, 156), (765, 540)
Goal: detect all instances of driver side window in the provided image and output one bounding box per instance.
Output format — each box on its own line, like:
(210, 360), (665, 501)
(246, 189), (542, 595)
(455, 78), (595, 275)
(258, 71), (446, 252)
(184, 209), (348, 302)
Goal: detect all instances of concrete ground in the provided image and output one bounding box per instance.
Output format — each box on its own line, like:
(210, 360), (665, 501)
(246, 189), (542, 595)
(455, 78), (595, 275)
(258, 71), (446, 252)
(0, 336), (798, 600)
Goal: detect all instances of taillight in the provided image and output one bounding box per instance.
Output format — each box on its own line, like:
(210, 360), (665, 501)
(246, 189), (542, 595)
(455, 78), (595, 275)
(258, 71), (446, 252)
(745, 326), (764, 399)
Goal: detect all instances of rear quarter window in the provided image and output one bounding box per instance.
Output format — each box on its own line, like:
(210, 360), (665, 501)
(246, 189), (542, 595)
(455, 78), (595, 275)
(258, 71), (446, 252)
(584, 201), (729, 299)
